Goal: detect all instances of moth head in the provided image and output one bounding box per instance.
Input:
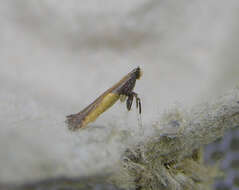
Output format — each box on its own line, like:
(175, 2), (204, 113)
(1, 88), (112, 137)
(135, 66), (143, 80)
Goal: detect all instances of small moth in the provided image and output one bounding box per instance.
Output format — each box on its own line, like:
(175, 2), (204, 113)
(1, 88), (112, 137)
(66, 67), (142, 130)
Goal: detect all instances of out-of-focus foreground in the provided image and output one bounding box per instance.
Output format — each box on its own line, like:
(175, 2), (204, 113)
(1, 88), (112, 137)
(1, 1), (239, 189)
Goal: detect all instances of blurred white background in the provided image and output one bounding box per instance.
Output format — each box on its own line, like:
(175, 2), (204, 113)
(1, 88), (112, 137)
(1, 0), (239, 184)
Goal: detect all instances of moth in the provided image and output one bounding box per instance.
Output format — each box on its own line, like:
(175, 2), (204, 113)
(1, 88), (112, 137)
(66, 67), (142, 130)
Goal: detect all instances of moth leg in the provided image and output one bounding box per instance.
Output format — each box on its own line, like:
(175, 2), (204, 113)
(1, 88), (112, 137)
(126, 94), (134, 111)
(132, 92), (142, 114)
(136, 95), (139, 109)
(137, 96), (141, 114)
(120, 94), (127, 102)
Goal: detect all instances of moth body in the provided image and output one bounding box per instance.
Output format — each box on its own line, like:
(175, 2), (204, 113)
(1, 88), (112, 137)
(66, 67), (142, 130)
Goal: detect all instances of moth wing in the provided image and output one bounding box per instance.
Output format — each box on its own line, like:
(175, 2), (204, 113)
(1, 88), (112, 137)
(66, 93), (106, 130)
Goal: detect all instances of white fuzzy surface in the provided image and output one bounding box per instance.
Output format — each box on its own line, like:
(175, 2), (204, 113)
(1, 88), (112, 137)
(1, 0), (239, 184)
